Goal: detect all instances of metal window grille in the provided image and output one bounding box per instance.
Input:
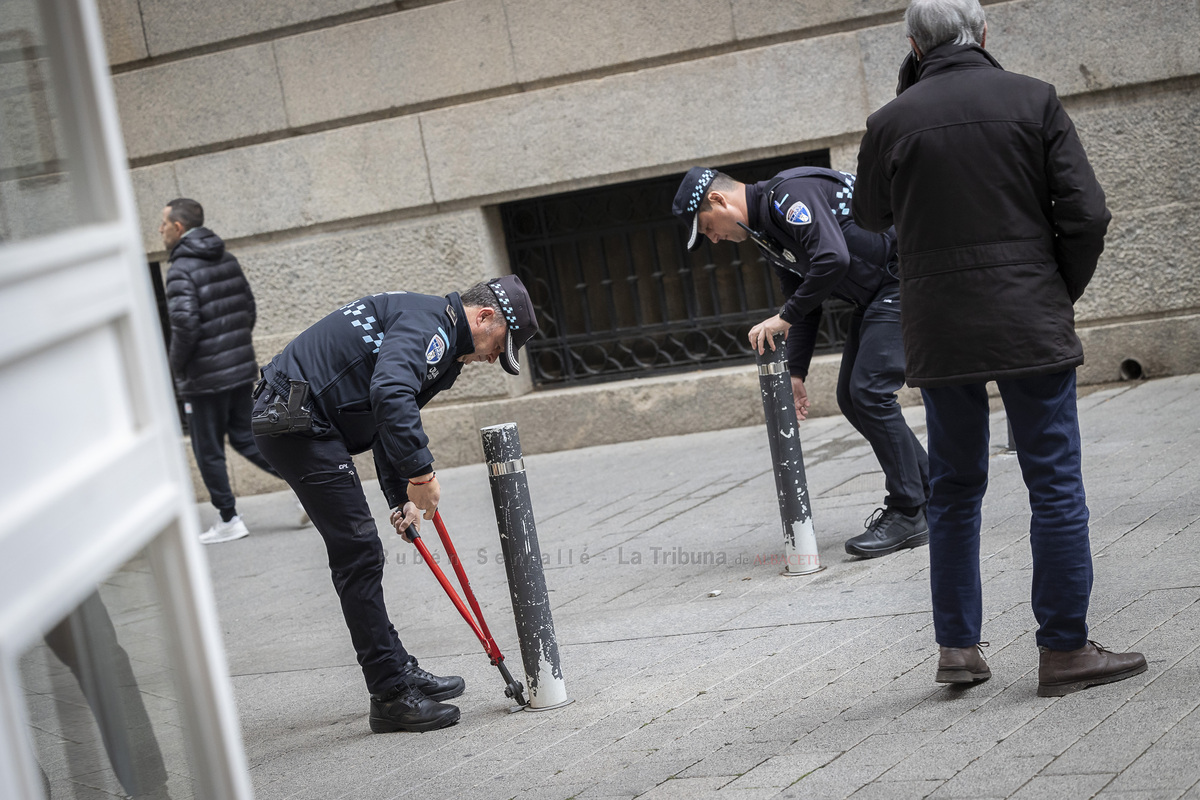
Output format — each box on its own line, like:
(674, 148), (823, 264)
(500, 150), (855, 388)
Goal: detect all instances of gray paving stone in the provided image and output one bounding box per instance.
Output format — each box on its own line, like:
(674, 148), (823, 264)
(776, 756), (890, 799)
(676, 741), (787, 778)
(844, 731), (939, 766)
(850, 780), (947, 799)
(714, 788), (788, 800)
(792, 716), (888, 753)
(929, 753), (1056, 799)
(1042, 699), (1194, 776)
(724, 750), (842, 790)
(1105, 740), (1200, 793)
(631, 775), (727, 798)
(1008, 773), (1116, 800)
(204, 375), (1200, 799)
(881, 737), (1005, 782)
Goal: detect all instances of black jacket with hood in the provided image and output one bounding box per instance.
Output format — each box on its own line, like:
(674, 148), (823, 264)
(165, 228), (260, 396)
(854, 44), (1110, 387)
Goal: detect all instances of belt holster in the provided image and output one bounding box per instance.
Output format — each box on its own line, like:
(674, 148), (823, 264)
(251, 379), (313, 435)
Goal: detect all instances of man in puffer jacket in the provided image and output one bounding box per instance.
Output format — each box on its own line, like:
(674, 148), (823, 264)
(854, 0), (1146, 696)
(161, 197), (279, 544)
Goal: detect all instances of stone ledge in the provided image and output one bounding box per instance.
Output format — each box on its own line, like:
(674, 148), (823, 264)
(1077, 313), (1200, 385)
(198, 352), (906, 500)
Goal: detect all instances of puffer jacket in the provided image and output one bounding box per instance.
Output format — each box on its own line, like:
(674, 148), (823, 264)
(165, 228), (260, 396)
(854, 44), (1110, 387)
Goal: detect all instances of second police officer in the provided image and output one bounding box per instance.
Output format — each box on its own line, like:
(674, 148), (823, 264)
(672, 165), (930, 558)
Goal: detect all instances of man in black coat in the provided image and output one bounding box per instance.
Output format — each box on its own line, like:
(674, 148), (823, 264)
(253, 276), (538, 732)
(673, 166), (930, 559)
(854, 0), (1146, 695)
(161, 198), (279, 544)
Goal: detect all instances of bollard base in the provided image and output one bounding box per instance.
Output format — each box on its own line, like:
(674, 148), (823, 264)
(522, 698), (575, 713)
(782, 564), (826, 577)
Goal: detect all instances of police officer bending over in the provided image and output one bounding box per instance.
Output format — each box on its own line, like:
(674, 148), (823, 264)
(672, 166), (930, 558)
(253, 276), (538, 732)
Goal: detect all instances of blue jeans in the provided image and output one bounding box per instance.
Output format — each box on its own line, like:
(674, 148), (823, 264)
(922, 370), (1093, 651)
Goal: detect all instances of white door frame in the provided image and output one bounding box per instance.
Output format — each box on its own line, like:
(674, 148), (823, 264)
(0, 0), (253, 797)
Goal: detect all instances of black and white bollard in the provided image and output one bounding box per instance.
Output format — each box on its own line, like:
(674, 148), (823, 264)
(480, 423), (571, 711)
(757, 333), (824, 576)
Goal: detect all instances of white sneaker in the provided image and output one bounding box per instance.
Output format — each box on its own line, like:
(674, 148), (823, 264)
(296, 499), (310, 528)
(199, 515), (250, 544)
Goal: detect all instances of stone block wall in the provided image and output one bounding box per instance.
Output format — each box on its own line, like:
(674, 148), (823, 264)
(94, 0), (1200, 484)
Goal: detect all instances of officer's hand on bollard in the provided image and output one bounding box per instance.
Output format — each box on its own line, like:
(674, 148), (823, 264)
(748, 314), (792, 355)
(390, 502), (421, 541)
(791, 375), (810, 421)
(407, 473), (441, 520)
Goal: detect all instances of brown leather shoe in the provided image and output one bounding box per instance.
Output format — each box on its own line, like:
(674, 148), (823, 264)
(1037, 641), (1148, 697)
(936, 643), (991, 684)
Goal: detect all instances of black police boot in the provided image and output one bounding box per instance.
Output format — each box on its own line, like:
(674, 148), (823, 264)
(369, 683), (460, 733)
(400, 658), (466, 701)
(844, 507), (929, 558)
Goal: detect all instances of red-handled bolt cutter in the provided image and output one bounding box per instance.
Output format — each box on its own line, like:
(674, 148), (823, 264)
(404, 510), (528, 707)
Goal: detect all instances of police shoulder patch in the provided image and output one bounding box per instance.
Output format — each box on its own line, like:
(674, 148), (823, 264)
(785, 201), (812, 226)
(425, 333), (447, 364)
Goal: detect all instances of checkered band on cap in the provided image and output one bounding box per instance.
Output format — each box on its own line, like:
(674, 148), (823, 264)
(488, 280), (519, 329)
(686, 169), (716, 213)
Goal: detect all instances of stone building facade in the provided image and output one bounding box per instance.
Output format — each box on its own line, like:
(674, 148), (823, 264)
(51, 0), (1200, 491)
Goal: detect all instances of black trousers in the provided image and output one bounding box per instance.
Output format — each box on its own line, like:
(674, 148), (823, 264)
(186, 383), (278, 514)
(254, 425), (412, 695)
(835, 283), (930, 509)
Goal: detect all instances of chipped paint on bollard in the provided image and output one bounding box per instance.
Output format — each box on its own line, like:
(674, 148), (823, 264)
(480, 423), (571, 710)
(756, 334), (824, 576)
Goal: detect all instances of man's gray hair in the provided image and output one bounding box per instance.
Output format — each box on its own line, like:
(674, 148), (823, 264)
(905, 0), (986, 55)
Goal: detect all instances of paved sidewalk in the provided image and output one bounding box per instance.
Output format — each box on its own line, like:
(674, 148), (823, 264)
(206, 374), (1200, 800)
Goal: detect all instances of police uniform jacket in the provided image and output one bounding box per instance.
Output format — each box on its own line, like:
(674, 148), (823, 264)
(262, 291), (473, 508)
(853, 44), (1110, 388)
(745, 167), (897, 377)
(165, 228), (259, 396)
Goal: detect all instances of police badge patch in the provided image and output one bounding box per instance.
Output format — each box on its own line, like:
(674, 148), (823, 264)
(425, 333), (447, 364)
(786, 201), (812, 226)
